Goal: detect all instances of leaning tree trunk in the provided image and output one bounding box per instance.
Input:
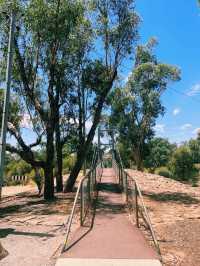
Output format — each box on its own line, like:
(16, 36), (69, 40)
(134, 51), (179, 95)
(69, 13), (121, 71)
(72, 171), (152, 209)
(64, 99), (104, 192)
(133, 147), (144, 171)
(0, 241), (8, 260)
(44, 127), (55, 200)
(64, 147), (86, 192)
(55, 119), (63, 192)
(64, 71), (117, 192)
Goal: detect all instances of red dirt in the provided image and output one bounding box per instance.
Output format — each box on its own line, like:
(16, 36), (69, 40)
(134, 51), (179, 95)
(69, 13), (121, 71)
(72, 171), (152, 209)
(127, 170), (200, 266)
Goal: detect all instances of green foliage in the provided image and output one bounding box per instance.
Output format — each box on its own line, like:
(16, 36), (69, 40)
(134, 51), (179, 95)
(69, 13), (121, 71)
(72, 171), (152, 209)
(155, 166), (171, 178)
(4, 156), (32, 185)
(169, 146), (197, 181)
(63, 154), (75, 174)
(5, 158), (32, 178)
(109, 39), (180, 170)
(188, 138), (200, 164)
(144, 137), (175, 171)
(117, 142), (133, 168)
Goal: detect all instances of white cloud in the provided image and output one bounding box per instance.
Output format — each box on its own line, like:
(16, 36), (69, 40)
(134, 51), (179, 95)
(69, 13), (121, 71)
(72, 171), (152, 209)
(154, 124), (165, 134)
(173, 108), (181, 116)
(181, 123), (192, 130)
(187, 83), (200, 96)
(192, 128), (200, 135)
(20, 114), (32, 129)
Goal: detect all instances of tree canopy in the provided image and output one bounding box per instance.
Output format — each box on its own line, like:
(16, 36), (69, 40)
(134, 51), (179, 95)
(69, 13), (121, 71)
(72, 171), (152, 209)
(109, 39), (180, 170)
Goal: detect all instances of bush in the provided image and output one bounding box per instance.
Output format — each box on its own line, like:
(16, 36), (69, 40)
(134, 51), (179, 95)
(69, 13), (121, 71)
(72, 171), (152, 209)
(169, 146), (197, 181)
(5, 159), (32, 179)
(63, 154), (75, 174)
(155, 167), (171, 178)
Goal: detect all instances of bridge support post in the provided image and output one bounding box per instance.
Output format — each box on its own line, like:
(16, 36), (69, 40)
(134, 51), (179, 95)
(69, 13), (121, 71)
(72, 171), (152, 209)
(80, 182), (84, 226)
(125, 173), (128, 202)
(135, 183), (139, 228)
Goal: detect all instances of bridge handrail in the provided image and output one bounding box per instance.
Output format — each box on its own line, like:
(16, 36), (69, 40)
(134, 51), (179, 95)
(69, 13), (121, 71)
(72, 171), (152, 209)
(125, 170), (161, 256)
(113, 150), (162, 259)
(62, 148), (103, 252)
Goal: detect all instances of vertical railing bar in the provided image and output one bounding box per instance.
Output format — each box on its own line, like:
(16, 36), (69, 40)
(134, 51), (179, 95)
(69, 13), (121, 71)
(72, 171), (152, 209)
(135, 181), (161, 255)
(80, 182), (84, 226)
(125, 172), (128, 203)
(135, 182), (139, 228)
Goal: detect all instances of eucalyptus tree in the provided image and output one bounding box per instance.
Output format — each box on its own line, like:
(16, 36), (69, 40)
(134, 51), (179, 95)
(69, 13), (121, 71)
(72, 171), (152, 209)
(0, 89), (45, 193)
(110, 39), (180, 170)
(64, 0), (140, 191)
(144, 137), (176, 172)
(0, 0), (86, 199)
(0, 0), (140, 196)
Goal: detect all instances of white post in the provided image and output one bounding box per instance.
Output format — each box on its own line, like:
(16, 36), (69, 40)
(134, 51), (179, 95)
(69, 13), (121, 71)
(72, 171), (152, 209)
(0, 10), (16, 199)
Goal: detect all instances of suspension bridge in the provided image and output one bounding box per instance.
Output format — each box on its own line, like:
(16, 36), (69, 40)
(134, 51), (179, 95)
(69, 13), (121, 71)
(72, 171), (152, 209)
(56, 129), (162, 266)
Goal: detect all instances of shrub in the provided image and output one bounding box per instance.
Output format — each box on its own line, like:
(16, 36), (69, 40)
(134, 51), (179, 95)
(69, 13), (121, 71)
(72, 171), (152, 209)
(144, 137), (175, 171)
(63, 154), (75, 174)
(155, 167), (171, 178)
(169, 146), (197, 181)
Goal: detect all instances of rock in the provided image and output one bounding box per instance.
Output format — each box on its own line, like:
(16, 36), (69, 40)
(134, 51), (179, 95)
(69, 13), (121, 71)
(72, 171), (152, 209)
(0, 241), (8, 260)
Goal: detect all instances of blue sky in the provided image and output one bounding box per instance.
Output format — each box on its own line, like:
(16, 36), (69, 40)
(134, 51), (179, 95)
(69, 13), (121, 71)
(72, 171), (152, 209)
(9, 0), (200, 146)
(133, 0), (200, 144)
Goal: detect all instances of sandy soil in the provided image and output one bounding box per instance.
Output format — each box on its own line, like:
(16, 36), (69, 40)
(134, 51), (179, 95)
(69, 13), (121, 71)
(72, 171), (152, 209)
(2, 184), (37, 197)
(127, 170), (200, 266)
(0, 184), (79, 266)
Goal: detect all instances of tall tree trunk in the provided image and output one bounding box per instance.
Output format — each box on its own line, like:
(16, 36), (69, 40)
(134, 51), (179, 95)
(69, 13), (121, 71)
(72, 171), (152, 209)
(44, 127), (55, 200)
(133, 147), (144, 171)
(55, 119), (63, 192)
(34, 167), (43, 195)
(64, 147), (86, 192)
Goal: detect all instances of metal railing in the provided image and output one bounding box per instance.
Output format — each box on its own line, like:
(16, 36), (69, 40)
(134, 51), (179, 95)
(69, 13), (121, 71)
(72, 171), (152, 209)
(62, 148), (103, 252)
(113, 148), (162, 259)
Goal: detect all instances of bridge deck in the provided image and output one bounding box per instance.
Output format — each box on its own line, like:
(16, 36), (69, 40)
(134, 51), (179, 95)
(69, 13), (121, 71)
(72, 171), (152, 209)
(58, 169), (160, 265)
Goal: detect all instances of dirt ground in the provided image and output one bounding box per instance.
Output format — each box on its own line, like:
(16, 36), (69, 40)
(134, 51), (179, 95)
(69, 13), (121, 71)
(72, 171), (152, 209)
(127, 170), (200, 266)
(1, 171), (200, 266)
(0, 183), (79, 266)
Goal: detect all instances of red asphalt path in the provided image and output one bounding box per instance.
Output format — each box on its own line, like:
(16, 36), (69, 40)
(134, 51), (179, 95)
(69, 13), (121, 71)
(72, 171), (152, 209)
(61, 168), (158, 260)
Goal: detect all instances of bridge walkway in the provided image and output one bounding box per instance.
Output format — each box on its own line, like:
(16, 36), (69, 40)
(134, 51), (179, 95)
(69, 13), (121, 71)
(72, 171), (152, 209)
(56, 168), (161, 266)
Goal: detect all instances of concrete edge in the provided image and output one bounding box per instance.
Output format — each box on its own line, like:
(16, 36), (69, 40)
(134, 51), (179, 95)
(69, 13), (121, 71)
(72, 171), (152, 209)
(55, 258), (162, 266)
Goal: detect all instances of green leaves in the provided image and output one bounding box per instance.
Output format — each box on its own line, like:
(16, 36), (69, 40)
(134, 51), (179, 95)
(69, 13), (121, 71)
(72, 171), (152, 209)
(144, 137), (175, 170)
(92, 0), (140, 67)
(169, 146), (196, 181)
(109, 38), (180, 170)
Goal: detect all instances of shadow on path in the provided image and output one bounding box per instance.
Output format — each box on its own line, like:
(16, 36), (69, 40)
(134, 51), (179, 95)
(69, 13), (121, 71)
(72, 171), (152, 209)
(144, 191), (199, 205)
(98, 182), (122, 193)
(0, 228), (55, 239)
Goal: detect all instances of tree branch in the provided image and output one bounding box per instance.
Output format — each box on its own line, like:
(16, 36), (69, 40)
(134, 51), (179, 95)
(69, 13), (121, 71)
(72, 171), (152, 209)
(14, 37), (47, 121)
